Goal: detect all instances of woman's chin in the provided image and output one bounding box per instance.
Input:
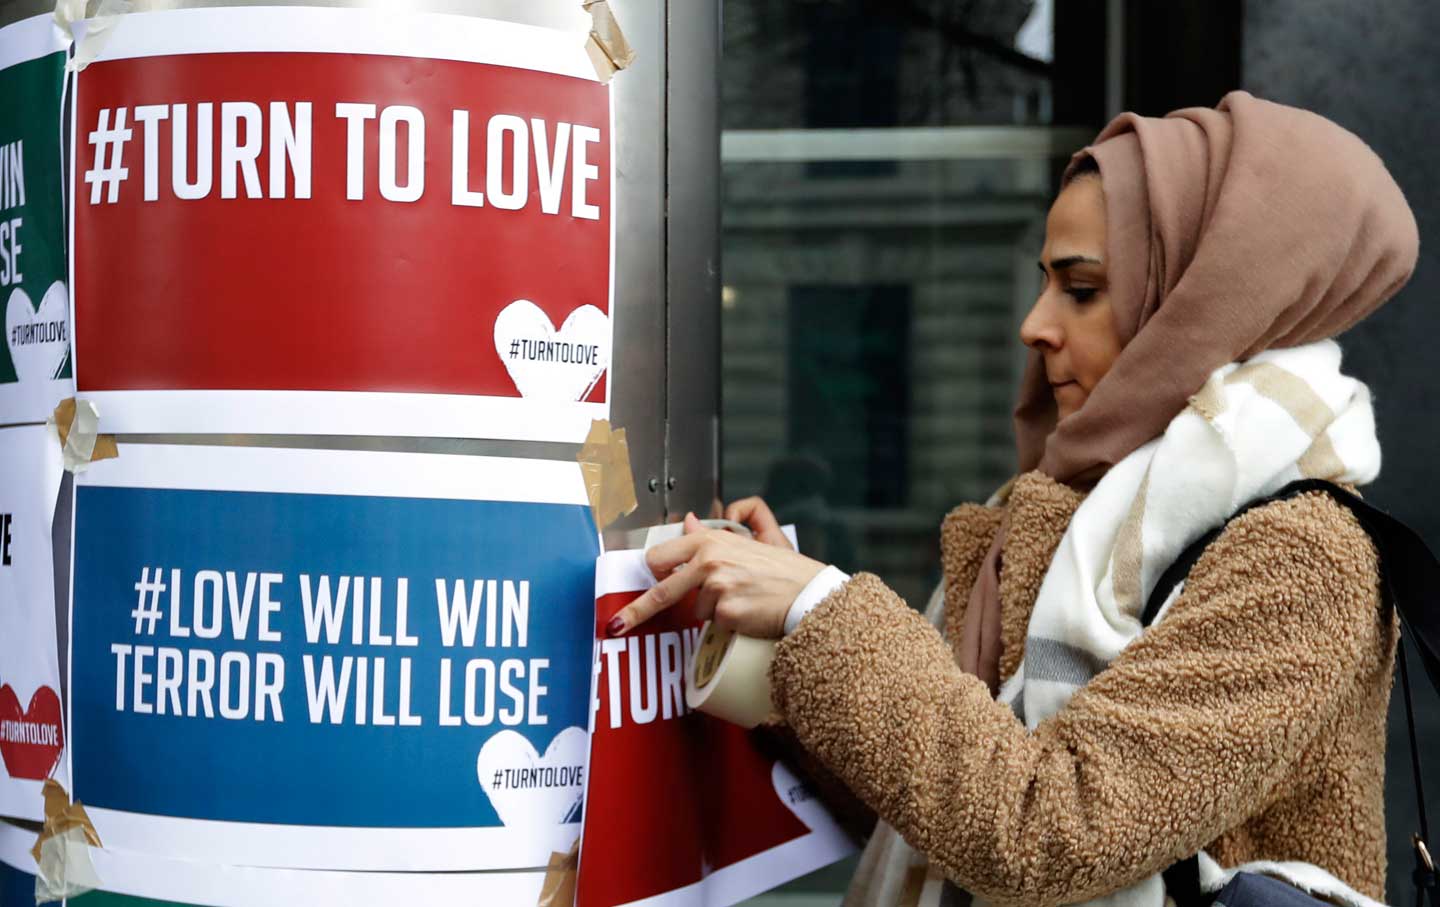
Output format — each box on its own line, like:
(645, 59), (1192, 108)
(1053, 384), (1087, 421)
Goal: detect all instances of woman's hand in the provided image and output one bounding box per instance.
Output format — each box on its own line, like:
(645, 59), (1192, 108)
(608, 513), (825, 639)
(722, 497), (794, 549)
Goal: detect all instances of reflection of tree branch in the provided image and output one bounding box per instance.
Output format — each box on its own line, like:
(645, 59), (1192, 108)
(865, 0), (1052, 76)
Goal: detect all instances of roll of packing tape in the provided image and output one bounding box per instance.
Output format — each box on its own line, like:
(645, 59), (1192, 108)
(685, 620), (776, 728)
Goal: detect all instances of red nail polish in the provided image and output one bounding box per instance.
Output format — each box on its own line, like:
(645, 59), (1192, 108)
(606, 616), (626, 636)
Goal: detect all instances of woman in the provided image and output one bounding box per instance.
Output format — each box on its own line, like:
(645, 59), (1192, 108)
(611, 92), (1419, 907)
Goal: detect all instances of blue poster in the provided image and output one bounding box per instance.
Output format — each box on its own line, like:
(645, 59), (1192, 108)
(68, 446), (599, 872)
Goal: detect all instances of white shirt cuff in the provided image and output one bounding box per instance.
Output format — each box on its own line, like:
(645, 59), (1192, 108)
(784, 565), (851, 635)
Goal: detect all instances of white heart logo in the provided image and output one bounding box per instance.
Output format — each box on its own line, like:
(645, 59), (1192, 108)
(476, 726), (588, 828)
(6, 281), (69, 383)
(771, 761), (830, 832)
(493, 299), (610, 401)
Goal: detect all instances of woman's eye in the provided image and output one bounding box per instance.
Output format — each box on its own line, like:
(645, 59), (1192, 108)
(1067, 287), (1097, 303)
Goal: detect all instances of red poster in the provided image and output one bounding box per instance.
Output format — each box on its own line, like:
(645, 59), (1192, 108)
(581, 552), (854, 907)
(70, 7), (612, 441)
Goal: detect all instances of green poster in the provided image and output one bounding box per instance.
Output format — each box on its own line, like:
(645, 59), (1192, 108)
(70, 890), (193, 906)
(0, 14), (71, 423)
(1, 860), (195, 907)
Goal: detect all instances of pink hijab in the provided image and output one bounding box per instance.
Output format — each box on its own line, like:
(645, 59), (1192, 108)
(957, 91), (1419, 693)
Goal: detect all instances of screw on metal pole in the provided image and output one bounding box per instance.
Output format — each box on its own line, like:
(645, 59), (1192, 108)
(666, 475), (677, 490)
(647, 477), (659, 493)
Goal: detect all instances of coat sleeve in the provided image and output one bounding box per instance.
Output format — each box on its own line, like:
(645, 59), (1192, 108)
(767, 491), (1389, 907)
(752, 715), (879, 843)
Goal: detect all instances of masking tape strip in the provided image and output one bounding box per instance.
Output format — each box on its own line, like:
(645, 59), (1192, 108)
(582, 0), (635, 82)
(50, 398), (119, 473)
(52, 0), (84, 39)
(536, 838), (578, 907)
(685, 620), (776, 729)
(56, 0), (136, 72)
(577, 419), (638, 532)
(31, 779), (104, 899)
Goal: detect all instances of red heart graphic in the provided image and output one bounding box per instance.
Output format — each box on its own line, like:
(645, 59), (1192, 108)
(0, 683), (65, 781)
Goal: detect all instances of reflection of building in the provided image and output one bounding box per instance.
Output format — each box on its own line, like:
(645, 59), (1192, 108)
(723, 0), (1051, 132)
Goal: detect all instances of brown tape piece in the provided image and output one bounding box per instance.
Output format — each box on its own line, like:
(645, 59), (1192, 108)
(536, 838), (579, 907)
(577, 419), (638, 531)
(52, 398), (119, 466)
(29, 779), (102, 865)
(582, 0), (635, 82)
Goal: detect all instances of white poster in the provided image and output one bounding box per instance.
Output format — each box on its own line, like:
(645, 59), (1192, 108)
(69, 444), (601, 871)
(0, 818), (561, 906)
(70, 6), (615, 442)
(0, 425), (67, 822)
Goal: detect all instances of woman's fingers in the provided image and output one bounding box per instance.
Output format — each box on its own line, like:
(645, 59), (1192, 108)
(613, 524), (729, 635)
(644, 530), (710, 577)
(610, 562), (706, 636)
(723, 497), (792, 549)
(692, 571), (721, 624)
(723, 496), (774, 527)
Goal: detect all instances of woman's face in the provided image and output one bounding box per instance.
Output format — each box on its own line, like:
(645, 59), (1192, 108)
(1020, 175), (1123, 421)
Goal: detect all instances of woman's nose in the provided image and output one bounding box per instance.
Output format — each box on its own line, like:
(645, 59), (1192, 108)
(1020, 295), (1063, 351)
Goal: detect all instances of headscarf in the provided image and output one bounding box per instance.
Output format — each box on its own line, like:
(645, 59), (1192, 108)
(958, 91), (1419, 693)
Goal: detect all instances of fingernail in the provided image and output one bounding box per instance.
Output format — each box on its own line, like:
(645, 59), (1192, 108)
(606, 615), (626, 637)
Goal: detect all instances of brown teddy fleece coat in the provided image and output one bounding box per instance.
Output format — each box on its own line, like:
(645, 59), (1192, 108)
(768, 470), (1400, 907)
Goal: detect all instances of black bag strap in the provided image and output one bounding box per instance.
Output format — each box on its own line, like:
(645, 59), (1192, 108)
(1142, 479), (1439, 907)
